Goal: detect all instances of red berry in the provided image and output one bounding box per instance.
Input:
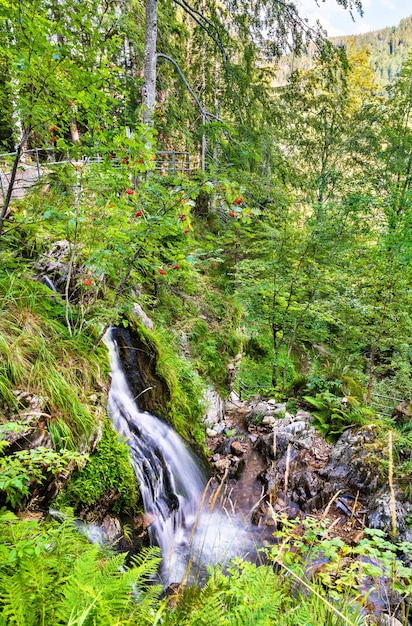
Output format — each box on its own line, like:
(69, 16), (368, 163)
(83, 278), (93, 286)
(179, 214), (186, 221)
(126, 189), (135, 195)
(68, 100), (75, 106)
(233, 197), (243, 204)
(135, 210), (143, 217)
(184, 229), (190, 233)
(229, 211), (236, 217)
(158, 269), (167, 275)
(172, 264), (180, 269)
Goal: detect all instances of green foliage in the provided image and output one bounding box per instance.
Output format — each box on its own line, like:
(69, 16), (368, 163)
(303, 392), (375, 441)
(0, 446), (84, 509)
(1, 509), (411, 626)
(273, 16), (412, 88)
(137, 323), (207, 448)
(0, 511), (162, 626)
(0, 271), (106, 449)
(3, 9), (412, 626)
(188, 316), (242, 397)
(164, 555), (367, 626)
(237, 355), (274, 397)
(268, 514), (412, 619)
(55, 421), (138, 515)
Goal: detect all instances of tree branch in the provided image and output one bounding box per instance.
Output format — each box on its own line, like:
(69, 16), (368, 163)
(0, 127), (32, 238)
(156, 53), (224, 122)
(172, 0), (227, 63)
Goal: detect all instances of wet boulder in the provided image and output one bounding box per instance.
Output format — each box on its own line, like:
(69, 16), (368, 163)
(367, 486), (412, 545)
(323, 425), (385, 495)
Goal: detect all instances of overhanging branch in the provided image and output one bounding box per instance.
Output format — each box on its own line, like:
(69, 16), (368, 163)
(172, 0), (227, 63)
(156, 53), (224, 122)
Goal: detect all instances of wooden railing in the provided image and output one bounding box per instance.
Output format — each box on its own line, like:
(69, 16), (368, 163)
(235, 379), (275, 401)
(369, 392), (403, 417)
(0, 148), (192, 198)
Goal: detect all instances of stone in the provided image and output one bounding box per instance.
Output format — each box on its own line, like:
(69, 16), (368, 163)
(6, 391), (51, 450)
(392, 401), (412, 425)
(377, 616), (403, 626)
(325, 425), (384, 494)
(282, 421), (307, 437)
(258, 431), (293, 461)
(143, 513), (156, 529)
(230, 441), (244, 456)
(100, 515), (122, 541)
(262, 415), (276, 426)
(131, 302), (154, 330)
(274, 403), (287, 415)
(214, 421), (226, 434)
(250, 402), (275, 417)
(203, 386), (226, 425)
(367, 487), (412, 544)
(206, 428), (218, 437)
(35, 240), (72, 292)
(295, 409), (314, 422)
(232, 457), (245, 478)
(214, 458), (231, 472)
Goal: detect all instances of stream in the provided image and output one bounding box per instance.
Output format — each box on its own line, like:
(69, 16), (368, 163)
(106, 332), (255, 586)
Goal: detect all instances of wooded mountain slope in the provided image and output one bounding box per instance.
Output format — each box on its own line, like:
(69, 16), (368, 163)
(274, 14), (412, 86)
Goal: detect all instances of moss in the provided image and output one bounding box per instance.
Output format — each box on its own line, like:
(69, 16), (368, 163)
(137, 323), (207, 450)
(56, 420), (139, 515)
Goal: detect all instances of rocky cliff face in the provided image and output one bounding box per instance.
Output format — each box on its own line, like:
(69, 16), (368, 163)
(110, 325), (171, 418)
(205, 396), (412, 545)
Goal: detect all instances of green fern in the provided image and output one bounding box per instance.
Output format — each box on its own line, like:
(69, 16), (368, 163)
(0, 512), (162, 626)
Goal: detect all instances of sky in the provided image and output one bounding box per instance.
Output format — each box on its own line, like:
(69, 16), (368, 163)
(297, 0), (412, 37)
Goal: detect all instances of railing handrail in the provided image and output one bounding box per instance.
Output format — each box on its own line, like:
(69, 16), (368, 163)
(0, 147), (193, 197)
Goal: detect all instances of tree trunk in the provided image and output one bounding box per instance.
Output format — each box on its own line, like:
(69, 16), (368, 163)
(70, 117), (80, 143)
(142, 0), (158, 125)
(0, 127), (31, 238)
(271, 322), (282, 388)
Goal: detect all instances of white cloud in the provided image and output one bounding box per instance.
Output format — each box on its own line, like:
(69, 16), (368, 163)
(296, 0), (411, 37)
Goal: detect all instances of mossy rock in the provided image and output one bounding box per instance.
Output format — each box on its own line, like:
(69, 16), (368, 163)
(55, 420), (139, 517)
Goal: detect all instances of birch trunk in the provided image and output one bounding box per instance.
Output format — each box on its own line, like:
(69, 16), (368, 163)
(142, 0), (158, 125)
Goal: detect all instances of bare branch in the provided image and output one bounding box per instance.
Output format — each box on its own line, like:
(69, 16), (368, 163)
(157, 53), (224, 122)
(0, 127), (32, 238)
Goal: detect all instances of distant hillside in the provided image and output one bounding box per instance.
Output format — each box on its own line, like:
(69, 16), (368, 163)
(274, 14), (412, 87)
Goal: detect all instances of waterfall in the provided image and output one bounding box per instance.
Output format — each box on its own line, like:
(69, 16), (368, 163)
(106, 332), (252, 586)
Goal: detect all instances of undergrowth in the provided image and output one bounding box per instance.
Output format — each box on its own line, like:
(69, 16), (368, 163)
(54, 420), (139, 515)
(0, 271), (107, 450)
(131, 321), (207, 448)
(0, 510), (162, 626)
(3, 509), (411, 625)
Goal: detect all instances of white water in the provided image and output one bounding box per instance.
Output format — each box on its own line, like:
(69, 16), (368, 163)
(106, 333), (253, 586)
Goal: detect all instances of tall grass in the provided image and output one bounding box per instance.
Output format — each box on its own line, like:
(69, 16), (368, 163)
(0, 271), (107, 449)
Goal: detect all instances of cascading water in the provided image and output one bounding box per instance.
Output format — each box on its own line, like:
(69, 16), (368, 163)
(106, 332), (252, 586)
